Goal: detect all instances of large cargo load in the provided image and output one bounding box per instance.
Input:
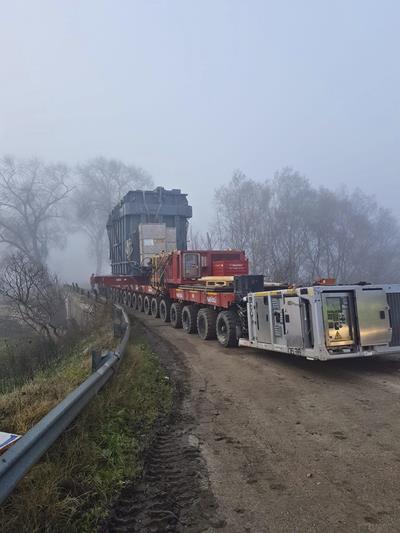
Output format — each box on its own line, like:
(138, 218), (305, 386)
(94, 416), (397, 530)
(106, 187), (192, 275)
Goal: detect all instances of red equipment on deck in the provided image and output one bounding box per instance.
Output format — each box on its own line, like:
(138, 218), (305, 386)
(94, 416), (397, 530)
(153, 249), (248, 286)
(91, 249), (249, 310)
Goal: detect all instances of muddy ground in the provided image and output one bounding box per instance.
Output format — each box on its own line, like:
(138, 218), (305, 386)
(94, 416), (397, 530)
(108, 311), (400, 532)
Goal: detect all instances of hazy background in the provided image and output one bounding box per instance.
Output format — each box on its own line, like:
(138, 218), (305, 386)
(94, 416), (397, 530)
(0, 0), (399, 280)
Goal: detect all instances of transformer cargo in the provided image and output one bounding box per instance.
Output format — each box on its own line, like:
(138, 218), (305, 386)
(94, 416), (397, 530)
(106, 187), (192, 275)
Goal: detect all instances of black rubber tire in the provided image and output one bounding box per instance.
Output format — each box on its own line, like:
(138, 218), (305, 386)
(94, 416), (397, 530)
(159, 298), (171, 322)
(182, 305), (199, 334)
(137, 293), (144, 312)
(144, 295), (151, 315)
(197, 308), (217, 340)
(122, 290), (128, 305)
(127, 292), (132, 307)
(170, 302), (183, 329)
(151, 297), (160, 318)
(216, 310), (240, 347)
(131, 292), (137, 310)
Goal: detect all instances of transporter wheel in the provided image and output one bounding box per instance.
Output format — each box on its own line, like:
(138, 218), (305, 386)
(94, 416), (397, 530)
(117, 289), (122, 303)
(131, 292), (137, 310)
(137, 294), (144, 312)
(122, 290), (128, 305)
(216, 310), (240, 347)
(127, 292), (132, 307)
(182, 305), (199, 334)
(170, 302), (183, 329)
(159, 298), (171, 322)
(151, 297), (160, 318)
(144, 295), (151, 315)
(197, 308), (217, 340)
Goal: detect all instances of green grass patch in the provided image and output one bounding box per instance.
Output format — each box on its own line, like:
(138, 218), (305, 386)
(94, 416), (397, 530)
(0, 332), (85, 394)
(0, 312), (115, 433)
(0, 336), (53, 393)
(0, 304), (115, 395)
(0, 328), (174, 532)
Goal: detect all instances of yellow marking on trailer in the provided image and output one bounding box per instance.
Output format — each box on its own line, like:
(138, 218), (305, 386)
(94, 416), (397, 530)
(254, 290), (284, 296)
(254, 291), (273, 296)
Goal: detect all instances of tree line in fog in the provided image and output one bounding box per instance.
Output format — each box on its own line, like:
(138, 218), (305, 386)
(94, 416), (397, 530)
(192, 168), (400, 285)
(0, 155), (399, 339)
(0, 156), (152, 339)
(0, 155), (152, 272)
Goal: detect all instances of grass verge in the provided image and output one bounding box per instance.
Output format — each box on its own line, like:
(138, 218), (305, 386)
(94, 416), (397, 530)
(0, 325), (173, 532)
(0, 306), (115, 433)
(0, 302), (113, 394)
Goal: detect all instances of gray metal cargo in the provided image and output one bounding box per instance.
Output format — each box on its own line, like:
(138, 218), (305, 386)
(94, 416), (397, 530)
(106, 187), (192, 275)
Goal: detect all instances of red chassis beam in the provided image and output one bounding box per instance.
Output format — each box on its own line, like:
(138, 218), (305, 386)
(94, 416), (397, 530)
(92, 276), (235, 309)
(91, 275), (150, 291)
(169, 288), (235, 308)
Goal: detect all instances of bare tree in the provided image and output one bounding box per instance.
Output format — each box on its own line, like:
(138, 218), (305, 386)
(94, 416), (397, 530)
(0, 156), (72, 263)
(304, 188), (400, 283)
(268, 168), (313, 282)
(188, 224), (220, 250)
(214, 170), (271, 274)
(365, 204), (400, 283)
(213, 167), (400, 284)
(74, 157), (153, 274)
(0, 252), (66, 341)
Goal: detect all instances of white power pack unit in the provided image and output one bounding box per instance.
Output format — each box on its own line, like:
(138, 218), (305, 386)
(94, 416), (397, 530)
(239, 284), (400, 360)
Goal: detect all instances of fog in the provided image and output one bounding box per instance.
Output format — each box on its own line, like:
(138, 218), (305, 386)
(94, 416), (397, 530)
(1, 1), (399, 281)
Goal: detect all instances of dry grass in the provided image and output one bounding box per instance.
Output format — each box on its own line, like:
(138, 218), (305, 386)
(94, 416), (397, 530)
(0, 307), (115, 435)
(0, 325), (173, 532)
(0, 302), (115, 394)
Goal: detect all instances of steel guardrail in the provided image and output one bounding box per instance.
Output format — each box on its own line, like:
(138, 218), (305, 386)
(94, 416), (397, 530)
(0, 303), (130, 505)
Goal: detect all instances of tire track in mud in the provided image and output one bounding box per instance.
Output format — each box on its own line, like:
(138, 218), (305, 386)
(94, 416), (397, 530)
(104, 308), (400, 532)
(104, 319), (222, 533)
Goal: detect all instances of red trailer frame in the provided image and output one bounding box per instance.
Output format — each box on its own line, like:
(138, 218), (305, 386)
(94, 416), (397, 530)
(91, 249), (249, 348)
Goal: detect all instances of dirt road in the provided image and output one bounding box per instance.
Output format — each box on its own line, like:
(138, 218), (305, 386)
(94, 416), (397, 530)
(114, 311), (400, 532)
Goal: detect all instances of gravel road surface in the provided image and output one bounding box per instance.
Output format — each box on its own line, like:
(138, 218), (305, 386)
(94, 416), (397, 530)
(121, 310), (400, 532)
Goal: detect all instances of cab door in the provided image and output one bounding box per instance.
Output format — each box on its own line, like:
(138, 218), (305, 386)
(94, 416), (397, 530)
(284, 297), (304, 349)
(271, 296), (286, 346)
(255, 295), (272, 344)
(356, 289), (391, 346)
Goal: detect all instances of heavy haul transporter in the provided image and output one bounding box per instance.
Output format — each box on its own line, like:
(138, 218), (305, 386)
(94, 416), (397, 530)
(92, 187), (400, 361)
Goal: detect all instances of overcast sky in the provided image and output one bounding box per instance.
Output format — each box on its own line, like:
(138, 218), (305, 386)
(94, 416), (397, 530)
(1, 0), (399, 278)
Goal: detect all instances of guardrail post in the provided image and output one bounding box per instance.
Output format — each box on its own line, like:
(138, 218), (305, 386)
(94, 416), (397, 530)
(91, 351), (101, 372)
(92, 351), (115, 371)
(113, 307), (124, 338)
